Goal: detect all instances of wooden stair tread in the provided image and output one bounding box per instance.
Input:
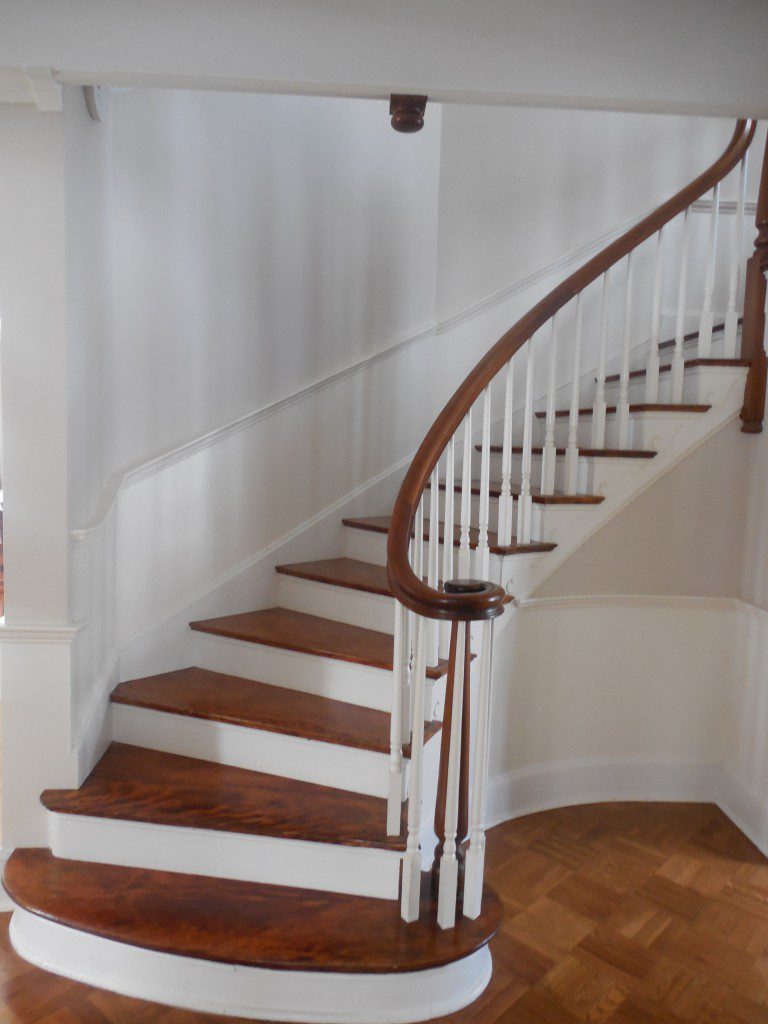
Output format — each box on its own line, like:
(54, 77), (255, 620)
(482, 444), (657, 459)
(535, 402), (711, 419)
(603, 356), (749, 384)
(190, 607), (450, 680)
(275, 557), (391, 597)
(4, 849), (502, 973)
(657, 317), (741, 351)
(437, 480), (604, 505)
(111, 667), (439, 755)
(41, 743), (406, 851)
(342, 515), (556, 555)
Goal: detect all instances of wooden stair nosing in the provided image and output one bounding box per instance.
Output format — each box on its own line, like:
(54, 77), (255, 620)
(275, 557), (391, 597)
(656, 316), (742, 352)
(342, 515), (557, 555)
(4, 849), (502, 974)
(435, 480), (604, 505)
(190, 607), (450, 680)
(481, 444), (657, 459)
(603, 356), (749, 385)
(534, 403), (711, 419)
(41, 743), (408, 852)
(111, 666), (440, 756)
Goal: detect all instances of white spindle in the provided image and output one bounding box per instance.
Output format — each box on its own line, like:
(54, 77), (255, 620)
(463, 617), (495, 920)
(387, 599), (406, 835)
(540, 314), (559, 495)
(591, 272), (610, 448)
(724, 153), (749, 357)
(436, 622), (466, 930)
(617, 251), (635, 449)
(439, 438), (455, 660)
(476, 386), (491, 578)
(517, 339), (535, 543)
(496, 359), (515, 547)
(413, 494), (424, 587)
(458, 411), (472, 577)
(697, 182), (720, 358)
(427, 466), (440, 667)
(564, 293), (584, 494)
(671, 207), (691, 403)
(400, 615), (427, 922)
(645, 228), (665, 403)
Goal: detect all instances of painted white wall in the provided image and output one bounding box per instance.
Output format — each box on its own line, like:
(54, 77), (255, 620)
(0, 104), (78, 848)
(1, 1), (767, 117)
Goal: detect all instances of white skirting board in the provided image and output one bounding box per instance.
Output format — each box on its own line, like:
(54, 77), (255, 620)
(485, 758), (768, 859)
(9, 909), (493, 1024)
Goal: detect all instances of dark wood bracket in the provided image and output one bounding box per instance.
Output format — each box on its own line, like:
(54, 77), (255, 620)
(389, 95), (428, 133)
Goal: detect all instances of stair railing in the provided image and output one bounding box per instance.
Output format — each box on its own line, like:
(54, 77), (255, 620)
(386, 118), (761, 930)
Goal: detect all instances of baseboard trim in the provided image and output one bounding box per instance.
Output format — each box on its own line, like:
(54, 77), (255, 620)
(486, 758), (768, 859)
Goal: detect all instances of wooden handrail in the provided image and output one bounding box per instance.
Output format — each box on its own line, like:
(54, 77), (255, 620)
(740, 131), (768, 433)
(387, 119), (756, 621)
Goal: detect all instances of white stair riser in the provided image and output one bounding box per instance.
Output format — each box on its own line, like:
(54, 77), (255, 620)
(343, 525), (504, 576)
(603, 365), (747, 406)
(9, 910), (493, 1024)
(47, 811), (403, 900)
(277, 574), (395, 634)
(112, 703), (399, 799)
(192, 631), (446, 718)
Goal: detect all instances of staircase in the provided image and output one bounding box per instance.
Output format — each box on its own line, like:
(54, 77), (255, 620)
(3, 120), (768, 1023)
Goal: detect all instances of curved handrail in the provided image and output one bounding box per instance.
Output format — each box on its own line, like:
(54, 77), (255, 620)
(387, 118), (756, 621)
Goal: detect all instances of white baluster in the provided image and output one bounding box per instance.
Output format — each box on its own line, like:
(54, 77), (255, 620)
(540, 314), (559, 495)
(387, 599), (406, 835)
(400, 615), (427, 923)
(475, 386), (491, 578)
(463, 617), (495, 920)
(413, 494), (424, 586)
(617, 251), (635, 449)
(517, 339), (535, 543)
(671, 207), (691, 403)
(645, 228), (665, 403)
(458, 411), (472, 577)
(591, 272), (610, 448)
(496, 359), (515, 547)
(697, 182), (720, 358)
(724, 153), (749, 358)
(439, 438), (455, 659)
(437, 621), (467, 930)
(564, 293), (584, 494)
(427, 466), (440, 667)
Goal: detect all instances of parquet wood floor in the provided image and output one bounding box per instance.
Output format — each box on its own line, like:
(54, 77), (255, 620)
(2, 802), (768, 1023)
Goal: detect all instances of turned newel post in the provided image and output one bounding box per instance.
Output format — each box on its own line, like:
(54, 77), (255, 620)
(740, 133), (768, 433)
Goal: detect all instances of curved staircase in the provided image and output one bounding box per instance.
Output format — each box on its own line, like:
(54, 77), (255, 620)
(4, 120), (768, 1022)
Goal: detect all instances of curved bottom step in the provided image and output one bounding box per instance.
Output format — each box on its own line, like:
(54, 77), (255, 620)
(4, 850), (502, 1023)
(10, 910), (493, 1023)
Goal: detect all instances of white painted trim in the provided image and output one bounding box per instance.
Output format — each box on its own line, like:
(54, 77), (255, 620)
(516, 594), (740, 613)
(486, 758), (768, 859)
(47, 811), (403, 900)
(9, 909), (492, 1024)
(0, 66), (62, 110)
(0, 623), (79, 644)
(70, 200), (666, 542)
(691, 198), (757, 216)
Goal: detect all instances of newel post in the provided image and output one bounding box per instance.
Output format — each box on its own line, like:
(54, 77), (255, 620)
(740, 132), (768, 433)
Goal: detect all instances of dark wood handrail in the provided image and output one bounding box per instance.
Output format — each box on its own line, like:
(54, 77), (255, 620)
(741, 130), (768, 433)
(387, 119), (756, 621)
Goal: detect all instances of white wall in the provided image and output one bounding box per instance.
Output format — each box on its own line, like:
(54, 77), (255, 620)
(2, 1), (768, 117)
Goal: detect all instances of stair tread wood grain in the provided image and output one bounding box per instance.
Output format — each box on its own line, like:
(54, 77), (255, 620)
(275, 557), (391, 596)
(482, 444), (658, 458)
(41, 743), (407, 851)
(437, 480), (604, 505)
(342, 515), (557, 555)
(190, 606), (450, 679)
(4, 849), (501, 973)
(535, 402), (711, 419)
(111, 667), (440, 755)
(603, 356), (749, 384)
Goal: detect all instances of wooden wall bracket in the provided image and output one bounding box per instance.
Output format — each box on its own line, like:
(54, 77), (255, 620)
(389, 95), (428, 133)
